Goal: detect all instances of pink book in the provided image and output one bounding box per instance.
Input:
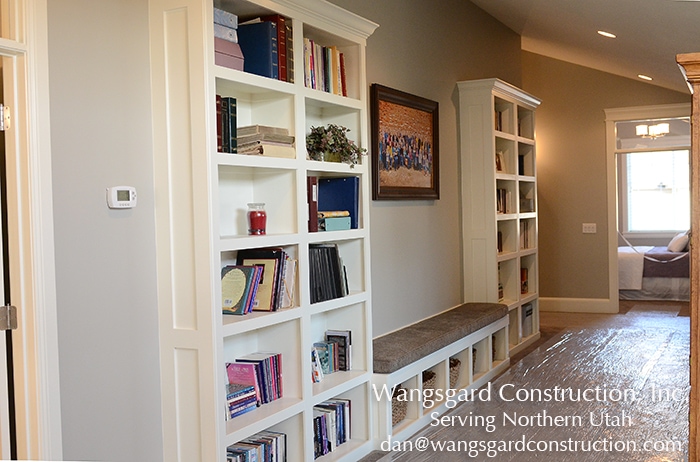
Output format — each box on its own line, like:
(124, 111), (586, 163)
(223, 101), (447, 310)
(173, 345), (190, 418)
(226, 362), (261, 404)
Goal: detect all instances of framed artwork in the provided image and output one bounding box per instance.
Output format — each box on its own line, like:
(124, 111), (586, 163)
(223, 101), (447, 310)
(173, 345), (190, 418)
(370, 83), (439, 200)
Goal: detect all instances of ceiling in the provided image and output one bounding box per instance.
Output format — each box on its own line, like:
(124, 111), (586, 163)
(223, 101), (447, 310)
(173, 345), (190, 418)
(469, 0), (700, 94)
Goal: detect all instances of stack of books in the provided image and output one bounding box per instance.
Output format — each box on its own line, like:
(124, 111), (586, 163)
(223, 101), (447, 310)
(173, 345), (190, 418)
(308, 243), (348, 304)
(227, 430), (287, 461)
(313, 399), (351, 459)
(312, 329), (352, 383)
(224, 382), (258, 421)
(226, 352), (283, 414)
(236, 124), (296, 158)
(303, 38), (347, 96)
(214, 8), (243, 71)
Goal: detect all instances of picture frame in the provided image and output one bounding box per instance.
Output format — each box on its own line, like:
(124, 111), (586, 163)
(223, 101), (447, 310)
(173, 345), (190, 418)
(370, 83), (439, 200)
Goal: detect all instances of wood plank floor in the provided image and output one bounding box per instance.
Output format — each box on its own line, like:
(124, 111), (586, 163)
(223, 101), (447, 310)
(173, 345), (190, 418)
(366, 300), (690, 461)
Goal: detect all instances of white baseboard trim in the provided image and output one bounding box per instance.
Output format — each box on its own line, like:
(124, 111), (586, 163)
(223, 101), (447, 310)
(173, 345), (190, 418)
(540, 297), (619, 314)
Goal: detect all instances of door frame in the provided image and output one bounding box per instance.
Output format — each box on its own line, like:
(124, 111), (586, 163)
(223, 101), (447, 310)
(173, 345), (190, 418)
(0, 0), (62, 458)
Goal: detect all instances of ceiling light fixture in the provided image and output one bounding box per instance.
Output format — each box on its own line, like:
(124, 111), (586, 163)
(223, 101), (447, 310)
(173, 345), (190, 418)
(636, 122), (670, 139)
(638, 74), (653, 81)
(597, 30), (616, 38)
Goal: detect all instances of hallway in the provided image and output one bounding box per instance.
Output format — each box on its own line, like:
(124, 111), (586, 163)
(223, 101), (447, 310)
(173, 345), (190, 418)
(373, 301), (690, 461)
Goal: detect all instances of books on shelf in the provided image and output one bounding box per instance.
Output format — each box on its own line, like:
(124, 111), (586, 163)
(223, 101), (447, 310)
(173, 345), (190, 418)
(225, 382), (258, 421)
(236, 248), (294, 312)
(325, 329), (352, 371)
(221, 265), (262, 315)
(496, 188), (511, 214)
(311, 330), (352, 380)
(308, 243), (348, 304)
(313, 399), (351, 459)
(520, 268), (528, 294)
(303, 37), (347, 96)
(227, 430), (287, 462)
(226, 362), (262, 409)
(238, 21), (279, 79)
(520, 220), (530, 249)
(495, 150), (505, 172)
(234, 125), (296, 158)
(217, 96), (237, 153)
(235, 352), (283, 405)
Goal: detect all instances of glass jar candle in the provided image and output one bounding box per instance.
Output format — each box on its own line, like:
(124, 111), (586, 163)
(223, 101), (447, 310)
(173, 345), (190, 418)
(247, 203), (267, 235)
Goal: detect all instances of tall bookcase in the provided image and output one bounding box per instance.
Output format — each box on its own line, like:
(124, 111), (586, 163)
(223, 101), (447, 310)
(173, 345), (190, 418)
(457, 79), (541, 356)
(149, 1), (377, 460)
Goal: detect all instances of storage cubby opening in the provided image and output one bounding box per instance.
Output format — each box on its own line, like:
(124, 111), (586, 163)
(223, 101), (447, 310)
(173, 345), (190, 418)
(218, 165), (297, 237)
(518, 181), (536, 214)
(305, 100), (363, 151)
(517, 143), (535, 177)
(495, 137), (516, 174)
(519, 218), (536, 251)
(307, 173), (363, 232)
(216, 78), (296, 133)
(520, 254), (537, 297)
(497, 219), (517, 255)
(472, 339), (490, 377)
(498, 259), (519, 304)
(517, 106), (535, 139)
(310, 302), (366, 373)
(494, 97), (514, 134)
(508, 309), (520, 348)
(421, 362), (446, 411)
(496, 179), (516, 215)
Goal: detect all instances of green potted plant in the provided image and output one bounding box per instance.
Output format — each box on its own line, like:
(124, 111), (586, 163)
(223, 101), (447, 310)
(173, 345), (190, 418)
(306, 124), (366, 166)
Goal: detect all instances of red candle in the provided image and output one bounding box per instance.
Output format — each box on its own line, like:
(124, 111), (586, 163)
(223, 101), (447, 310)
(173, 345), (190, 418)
(247, 203), (267, 235)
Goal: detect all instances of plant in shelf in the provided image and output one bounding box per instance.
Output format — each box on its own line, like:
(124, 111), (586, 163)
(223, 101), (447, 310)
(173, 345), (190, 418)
(306, 124), (366, 166)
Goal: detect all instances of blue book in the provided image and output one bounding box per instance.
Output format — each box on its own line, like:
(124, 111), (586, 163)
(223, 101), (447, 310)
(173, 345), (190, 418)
(237, 21), (278, 79)
(318, 176), (359, 229)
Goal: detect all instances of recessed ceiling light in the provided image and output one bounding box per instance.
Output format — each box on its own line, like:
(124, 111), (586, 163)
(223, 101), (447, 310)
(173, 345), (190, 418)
(638, 74), (653, 81)
(597, 30), (616, 38)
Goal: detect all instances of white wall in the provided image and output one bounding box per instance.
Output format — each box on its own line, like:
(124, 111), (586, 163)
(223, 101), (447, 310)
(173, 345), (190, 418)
(47, 1), (163, 460)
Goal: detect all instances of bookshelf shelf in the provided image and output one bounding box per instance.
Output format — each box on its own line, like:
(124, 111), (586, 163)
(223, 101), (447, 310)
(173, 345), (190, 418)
(458, 78), (542, 356)
(149, 0), (377, 460)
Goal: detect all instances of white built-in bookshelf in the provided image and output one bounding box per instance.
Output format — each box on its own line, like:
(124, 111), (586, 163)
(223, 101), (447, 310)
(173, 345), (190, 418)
(149, 0), (377, 460)
(457, 78), (542, 356)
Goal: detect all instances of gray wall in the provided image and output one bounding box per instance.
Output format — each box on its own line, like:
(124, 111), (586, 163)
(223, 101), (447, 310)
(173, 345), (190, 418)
(328, 0), (523, 336)
(47, 1), (163, 460)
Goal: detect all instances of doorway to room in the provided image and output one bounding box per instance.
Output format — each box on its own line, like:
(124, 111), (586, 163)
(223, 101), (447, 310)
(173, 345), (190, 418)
(605, 104), (691, 300)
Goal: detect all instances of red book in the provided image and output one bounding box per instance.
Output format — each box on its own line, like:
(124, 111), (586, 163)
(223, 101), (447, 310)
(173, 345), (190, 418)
(307, 176), (319, 232)
(260, 14), (288, 82)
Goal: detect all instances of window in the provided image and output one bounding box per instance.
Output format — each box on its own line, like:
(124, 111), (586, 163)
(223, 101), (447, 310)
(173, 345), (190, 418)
(614, 116), (691, 237)
(618, 150), (690, 233)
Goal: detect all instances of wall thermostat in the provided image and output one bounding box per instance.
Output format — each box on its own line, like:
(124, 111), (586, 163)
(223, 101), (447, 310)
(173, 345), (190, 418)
(106, 186), (137, 209)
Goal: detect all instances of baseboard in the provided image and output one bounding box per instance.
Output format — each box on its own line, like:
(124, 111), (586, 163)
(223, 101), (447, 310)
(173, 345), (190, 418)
(539, 297), (619, 313)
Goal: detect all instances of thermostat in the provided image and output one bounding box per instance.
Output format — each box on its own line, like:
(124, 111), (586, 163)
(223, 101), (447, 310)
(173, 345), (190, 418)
(106, 186), (137, 209)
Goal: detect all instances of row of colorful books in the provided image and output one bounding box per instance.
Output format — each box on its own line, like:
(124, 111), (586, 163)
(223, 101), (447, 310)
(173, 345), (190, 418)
(227, 430), (287, 462)
(303, 38), (347, 97)
(313, 399), (351, 459)
(222, 248), (296, 315)
(226, 352), (283, 420)
(311, 329), (352, 383)
(308, 243), (348, 304)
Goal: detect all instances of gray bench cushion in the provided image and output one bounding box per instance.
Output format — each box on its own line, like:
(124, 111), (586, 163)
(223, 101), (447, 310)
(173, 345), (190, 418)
(373, 302), (508, 374)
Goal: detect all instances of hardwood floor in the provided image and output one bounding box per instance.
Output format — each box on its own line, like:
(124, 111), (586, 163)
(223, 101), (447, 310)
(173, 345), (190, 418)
(364, 300), (690, 461)
(510, 299), (690, 366)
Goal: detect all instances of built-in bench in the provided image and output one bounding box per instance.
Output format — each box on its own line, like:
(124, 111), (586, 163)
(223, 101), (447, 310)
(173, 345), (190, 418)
(372, 302), (509, 443)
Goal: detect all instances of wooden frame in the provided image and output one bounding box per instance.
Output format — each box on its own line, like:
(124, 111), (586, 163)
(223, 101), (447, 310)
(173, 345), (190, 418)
(370, 83), (439, 200)
(677, 52), (700, 462)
